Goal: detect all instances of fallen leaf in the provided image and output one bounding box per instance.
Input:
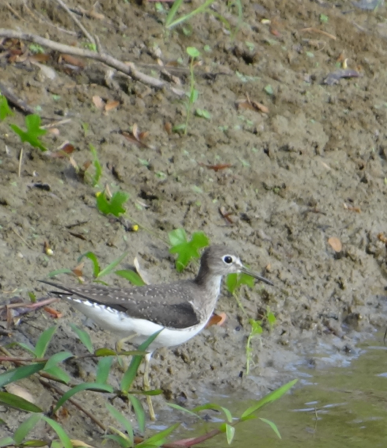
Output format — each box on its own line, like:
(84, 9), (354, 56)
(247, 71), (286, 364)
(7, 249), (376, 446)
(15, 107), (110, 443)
(164, 122), (172, 134)
(328, 237), (342, 252)
(44, 307), (63, 318)
(206, 312), (227, 328)
(60, 54), (85, 68)
(105, 100), (120, 112)
(92, 95), (105, 110)
(72, 262), (84, 278)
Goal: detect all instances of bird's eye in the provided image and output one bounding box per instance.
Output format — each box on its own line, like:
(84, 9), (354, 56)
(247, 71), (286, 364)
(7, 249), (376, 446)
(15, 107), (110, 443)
(223, 255), (233, 264)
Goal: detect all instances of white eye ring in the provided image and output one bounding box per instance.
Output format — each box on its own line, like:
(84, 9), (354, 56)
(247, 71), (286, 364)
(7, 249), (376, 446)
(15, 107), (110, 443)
(223, 255), (233, 264)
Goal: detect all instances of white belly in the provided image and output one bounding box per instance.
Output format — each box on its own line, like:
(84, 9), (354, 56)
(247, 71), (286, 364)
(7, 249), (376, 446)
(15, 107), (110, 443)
(70, 299), (208, 351)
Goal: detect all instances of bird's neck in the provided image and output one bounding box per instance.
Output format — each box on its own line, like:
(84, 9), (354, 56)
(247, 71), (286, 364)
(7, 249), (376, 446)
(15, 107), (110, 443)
(194, 268), (223, 303)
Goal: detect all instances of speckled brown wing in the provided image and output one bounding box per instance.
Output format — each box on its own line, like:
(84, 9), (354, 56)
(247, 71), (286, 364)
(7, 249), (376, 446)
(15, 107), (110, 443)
(40, 280), (200, 329)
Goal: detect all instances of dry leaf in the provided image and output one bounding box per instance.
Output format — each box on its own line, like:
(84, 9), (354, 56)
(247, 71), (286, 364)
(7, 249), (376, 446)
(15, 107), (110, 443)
(92, 95), (105, 110)
(164, 122), (172, 135)
(6, 384), (36, 403)
(105, 100), (120, 112)
(44, 307), (63, 318)
(206, 312), (227, 328)
(60, 54), (85, 68)
(328, 237), (342, 252)
(134, 257), (151, 285)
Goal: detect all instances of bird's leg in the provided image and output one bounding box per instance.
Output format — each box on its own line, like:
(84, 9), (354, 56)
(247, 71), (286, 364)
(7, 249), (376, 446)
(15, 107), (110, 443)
(143, 352), (156, 421)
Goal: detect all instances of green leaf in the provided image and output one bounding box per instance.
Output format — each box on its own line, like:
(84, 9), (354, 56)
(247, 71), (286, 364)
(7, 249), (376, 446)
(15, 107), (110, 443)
(259, 417), (282, 439)
(34, 326), (57, 358)
(103, 434), (128, 448)
(167, 403), (201, 419)
(96, 356), (114, 384)
(44, 351), (73, 370)
(78, 251), (100, 277)
(54, 382), (113, 412)
(19, 440), (48, 447)
(0, 392), (43, 413)
(240, 379), (297, 420)
(129, 395), (146, 434)
(96, 191), (129, 217)
(225, 423), (235, 444)
(136, 423), (179, 448)
(195, 109), (211, 119)
(0, 95), (14, 120)
(165, 0), (184, 27)
(94, 348), (117, 357)
(15, 342), (36, 356)
(106, 403), (134, 446)
(121, 330), (163, 393)
(0, 437), (15, 448)
(192, 403), (233, 422)
(13, 414), (43, 444)
(9, 114), (47, 151)
(264, 84), (274, 96)
(98, 251), (129, 278)
(41, 416), (72, 448)
(46, 268), (74, 277)
(168, 228), (187, 247)
(169, 229), (209, 272)
(69, 324), (94, 353)
(44, 366), (70, 384)
(115, 269), (146, 286)
(0, 363), (45, 388)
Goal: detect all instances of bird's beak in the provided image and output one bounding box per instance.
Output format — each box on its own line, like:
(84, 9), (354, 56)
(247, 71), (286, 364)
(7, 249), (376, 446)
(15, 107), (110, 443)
(241, 265), (273, 286)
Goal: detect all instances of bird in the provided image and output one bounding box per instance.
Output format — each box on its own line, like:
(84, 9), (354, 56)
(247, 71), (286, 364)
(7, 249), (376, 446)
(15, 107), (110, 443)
(40, 245), (273, 419)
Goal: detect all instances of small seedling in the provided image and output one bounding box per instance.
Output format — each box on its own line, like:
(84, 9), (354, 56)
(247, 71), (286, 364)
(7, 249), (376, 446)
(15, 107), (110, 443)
(10, 114), (47, 152)
(175, 47), (201, 135)
(169, 228), (209, 272)
(0, 94), (14, 120)
(88, 144), (102, 187)
(96, 190), (129, 217)
(29, 43), (45, 54)
(195, 108), (211, 119)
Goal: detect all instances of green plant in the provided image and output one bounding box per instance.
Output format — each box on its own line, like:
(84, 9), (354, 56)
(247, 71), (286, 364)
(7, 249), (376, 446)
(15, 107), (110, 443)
(9, 114), (47, 152)
(165, 0), (217, 30)
(96, 189), (129, 217)
(0, 94), (14, 120)
(173, 47), (200, 135)
(168, 228), (209, 272)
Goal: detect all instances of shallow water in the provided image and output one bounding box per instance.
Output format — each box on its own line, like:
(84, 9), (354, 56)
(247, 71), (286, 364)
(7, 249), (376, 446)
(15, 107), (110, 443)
(166, 334), (387, 448)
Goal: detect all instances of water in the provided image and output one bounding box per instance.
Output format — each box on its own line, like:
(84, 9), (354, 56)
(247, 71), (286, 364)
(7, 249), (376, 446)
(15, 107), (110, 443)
(166, 336), (387, 448)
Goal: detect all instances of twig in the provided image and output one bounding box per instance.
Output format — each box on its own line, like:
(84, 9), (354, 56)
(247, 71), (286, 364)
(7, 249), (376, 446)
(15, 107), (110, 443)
(11, 226), (33, 249)
(18, 148), (23, 178)
(55, 0), (96, 46)
(5, 2), (23, 20)
(38, 377), (107, 432)
(40, 118), (72, 129)
(300, 27), (337, 40)
(0, 29), (184, 94)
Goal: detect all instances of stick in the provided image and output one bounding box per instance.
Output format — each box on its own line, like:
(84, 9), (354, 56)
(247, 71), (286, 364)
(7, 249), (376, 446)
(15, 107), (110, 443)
(0, 29), (184, 94)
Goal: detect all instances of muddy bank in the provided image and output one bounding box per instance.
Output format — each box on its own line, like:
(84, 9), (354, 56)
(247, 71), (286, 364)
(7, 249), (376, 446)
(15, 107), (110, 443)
(1, 0), (387, 442)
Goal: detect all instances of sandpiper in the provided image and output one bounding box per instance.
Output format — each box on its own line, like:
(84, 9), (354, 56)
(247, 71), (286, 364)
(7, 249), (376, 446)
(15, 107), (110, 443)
(40, 245), (273, 419)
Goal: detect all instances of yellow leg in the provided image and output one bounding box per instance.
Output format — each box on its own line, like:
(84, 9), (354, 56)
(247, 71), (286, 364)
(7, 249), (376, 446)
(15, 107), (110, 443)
(144, 353), (156, 421)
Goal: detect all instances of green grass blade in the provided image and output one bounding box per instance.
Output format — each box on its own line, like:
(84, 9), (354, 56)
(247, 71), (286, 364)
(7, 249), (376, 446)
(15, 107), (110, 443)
(78, 251), (100, 277)
(136, 423), (179, 448)
(120, 330), (162, 393)
(44, 351), (73, 370)
(34, 326), (57, 358)
(167, 403), (201, 419)
(98, 251), (129, 278)
(115, 269), (146, 286)
(0, 437), (15, 447)
(225, 423), (235, 444)
(0, 392), (43, 413)
(106, 403), (134, 446)
(41, 416), (72, 448)
(96, 356), (114, 384)
(259, 418), (282, 439)
(240, 379), (297, 420)
(54, 382), (113, 412)
(89, 144), (102, 186)
(13, 414), (43, 444)
(165, 0), (184, 27)
(69, 324), (94, 353)
(129, 395), (146, 434)
(15, 342), (36, 356)
(0, 363), (45, 388)
(44, 366), (70, 384)
(166, 0), (216, 29)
